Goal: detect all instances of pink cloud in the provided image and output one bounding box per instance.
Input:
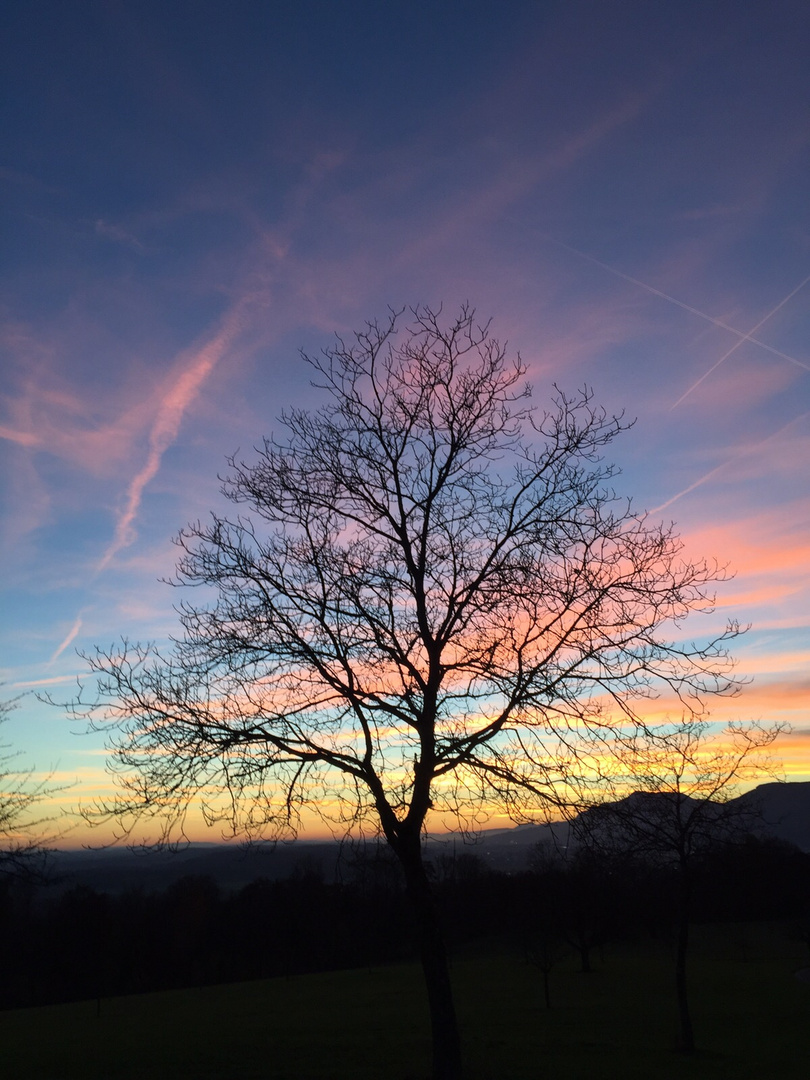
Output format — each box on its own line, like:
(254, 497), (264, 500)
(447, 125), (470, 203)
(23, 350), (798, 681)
(668, 355), (801, 418)
(98, 302), (250, 570)
(0, 318), (155, 479)
(0, 423), (39, 448)
(10, 674), (80, 689)
(0, 442), (52, 557)
(680, 501), (810, 579)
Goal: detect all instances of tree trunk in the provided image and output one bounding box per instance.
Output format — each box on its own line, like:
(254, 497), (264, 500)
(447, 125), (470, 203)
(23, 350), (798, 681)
(399, 845), (463, 1080)
(579, 944), (592, 974)
(675, 871), (695, 1053)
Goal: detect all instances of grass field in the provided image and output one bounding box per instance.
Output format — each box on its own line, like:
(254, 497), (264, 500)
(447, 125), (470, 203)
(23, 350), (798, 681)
(2, 923), (808, 1079)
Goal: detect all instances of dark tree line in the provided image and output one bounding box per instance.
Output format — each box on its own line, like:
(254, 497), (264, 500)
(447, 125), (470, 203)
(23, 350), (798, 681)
(1, 836), (807, 1013)
(0, 858), (408, 1010)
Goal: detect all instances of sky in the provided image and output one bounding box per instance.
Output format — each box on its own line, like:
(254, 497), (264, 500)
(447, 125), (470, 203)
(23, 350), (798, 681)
(1, 0), (808, 844)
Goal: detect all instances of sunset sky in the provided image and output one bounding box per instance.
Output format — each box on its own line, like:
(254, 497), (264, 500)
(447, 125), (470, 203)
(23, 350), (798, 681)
(2, 1), (808, 843)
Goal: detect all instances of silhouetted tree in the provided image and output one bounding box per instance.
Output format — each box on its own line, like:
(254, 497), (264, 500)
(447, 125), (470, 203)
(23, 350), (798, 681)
(526, 840), (632, 975)
(557, 849), (617, 973)
(576, 718), (782, 1052)
(162, 874), (222, 986)
(526, 928), (568, 1009)
(0, 694), (67, 882)
(68, 306), (743, 1080)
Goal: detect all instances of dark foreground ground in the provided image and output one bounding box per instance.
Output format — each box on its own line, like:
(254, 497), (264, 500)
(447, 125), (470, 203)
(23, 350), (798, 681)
(2, 922), (808, 1079)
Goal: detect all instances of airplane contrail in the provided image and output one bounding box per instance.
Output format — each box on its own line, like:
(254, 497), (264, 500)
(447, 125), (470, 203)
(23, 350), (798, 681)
(49, 613), (84, 663)
(649, 410), (810, 515)
(545, 235), (810, 374)
(670, 272), (810, 408)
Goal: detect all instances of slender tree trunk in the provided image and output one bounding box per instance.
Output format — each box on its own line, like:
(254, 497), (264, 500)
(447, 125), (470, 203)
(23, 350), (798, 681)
(579, 943), (592, 974)
(542, 968), (552, 1010)
(399, 845), (463, 1080)
(675, 870), (695, 1053)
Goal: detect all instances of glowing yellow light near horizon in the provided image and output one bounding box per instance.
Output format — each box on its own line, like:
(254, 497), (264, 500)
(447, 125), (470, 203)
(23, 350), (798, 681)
(47, 658), (804, 848)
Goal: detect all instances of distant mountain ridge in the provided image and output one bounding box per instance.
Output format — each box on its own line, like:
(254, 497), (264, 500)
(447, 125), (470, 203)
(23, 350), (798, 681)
(45, 780), (810, 892)
(733, 780), (810, 852)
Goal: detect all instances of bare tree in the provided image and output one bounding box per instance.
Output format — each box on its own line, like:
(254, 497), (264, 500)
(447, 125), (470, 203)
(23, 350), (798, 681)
(0, 695), (66, 880)
(69, 306), (743, 1080)
(575, 717), (783, 1052)
(526, 928), (569, 1010)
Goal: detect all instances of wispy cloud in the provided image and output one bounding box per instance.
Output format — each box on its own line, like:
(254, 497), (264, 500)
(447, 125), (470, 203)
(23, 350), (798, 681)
(94, 218), (146, 252)
(0, 319), (148, 477)
(649, 412), (810, 516)
(10, 674), (80, 689)
(399, 93), (649, 270)
(0, 165), (60, 193)
(97, 302), (248, 571)
(665, 354), (798, 416)
(0, 424), (40, 448)
(687, 527), (810, 600)
(49, 615), (84, 664)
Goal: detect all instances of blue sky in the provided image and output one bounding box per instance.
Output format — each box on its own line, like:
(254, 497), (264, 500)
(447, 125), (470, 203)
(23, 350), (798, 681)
(2, 1), (808, 840)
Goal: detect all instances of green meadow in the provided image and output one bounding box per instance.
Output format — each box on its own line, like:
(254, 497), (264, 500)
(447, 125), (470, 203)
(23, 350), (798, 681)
(3, 923), (808, 1079)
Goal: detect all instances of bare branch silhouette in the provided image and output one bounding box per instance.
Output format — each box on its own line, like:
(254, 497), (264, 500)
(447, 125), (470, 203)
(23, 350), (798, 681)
(62, 306), (745, 1079)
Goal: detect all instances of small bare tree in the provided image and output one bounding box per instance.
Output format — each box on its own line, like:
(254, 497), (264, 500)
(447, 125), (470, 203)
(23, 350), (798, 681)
(575, 717), (783, 1052)
(526, 929), (569, 1010)
(1, 695), (66, 880)
(68, 306), (743, 1080)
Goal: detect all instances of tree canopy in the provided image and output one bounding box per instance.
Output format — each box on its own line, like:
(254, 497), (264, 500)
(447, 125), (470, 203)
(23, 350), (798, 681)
(70, 304), (747, 1079)
(75, 305), (741, 845)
